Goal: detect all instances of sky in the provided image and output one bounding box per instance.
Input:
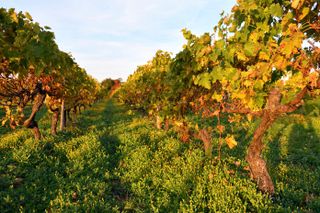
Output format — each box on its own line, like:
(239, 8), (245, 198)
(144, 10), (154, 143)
(1, 0), (236, 81)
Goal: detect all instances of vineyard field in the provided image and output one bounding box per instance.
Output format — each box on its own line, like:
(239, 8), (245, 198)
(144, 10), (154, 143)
(1, 98), (319, 212)
(1, 1), (320, 211)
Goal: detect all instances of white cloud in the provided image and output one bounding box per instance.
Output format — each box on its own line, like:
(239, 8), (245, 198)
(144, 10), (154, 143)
(2, 0), (236, 81)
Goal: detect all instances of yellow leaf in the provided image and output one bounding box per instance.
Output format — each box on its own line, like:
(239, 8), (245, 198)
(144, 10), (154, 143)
(2, 119), (8, 126)
(11, 12), (18, 23)
(291, 0), (300, 9)
(259, 51), (270, 61)
(299, 7), (309, 20)
(225, 135), (238, 149)
(212, 92), (223, 101)
(237, 51), (248, 62)
(232, 92), (246, 100)
(244, 80), (252, 87)
(195, 124), (199, 131)
(174, 121), (184, 127)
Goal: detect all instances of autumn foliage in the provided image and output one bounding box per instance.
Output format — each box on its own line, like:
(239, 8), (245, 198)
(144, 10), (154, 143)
(0, 8), (100, 139)
(120, 0), (320, 194)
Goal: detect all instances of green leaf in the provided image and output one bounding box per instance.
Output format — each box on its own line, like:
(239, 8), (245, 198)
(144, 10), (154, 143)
(270, 3), (283, 17)
(182, 28), (192, 40)
(25, 12), (33, 20)
(210, 67), (224, 82)
(215, 40), (225, 50)
(254, 94), (265, 109)
(281, 12), (294, 29)
(256, 23), (270, 33)
(225, 68), (237, 80)
(229, 24), (237, 32)
(195, 73), (211, 89)
(244, 42), (258, 57)
(254, 80), (264, 90)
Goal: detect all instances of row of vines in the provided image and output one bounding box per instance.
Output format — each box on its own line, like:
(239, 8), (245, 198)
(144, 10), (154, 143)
(119, 0), (320, 194)
(0, 8), (104, 139)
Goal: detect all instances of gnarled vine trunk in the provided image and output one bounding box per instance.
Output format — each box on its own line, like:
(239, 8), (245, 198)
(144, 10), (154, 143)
(245, 87), (308, 194)
(246, 88), (281, 195)
(23, 89), (46, 140)
(51, 109), (59, 135)
(195, 129), (212, 157)
(28, 119), (41, 140)
(246, 112), (276, 194)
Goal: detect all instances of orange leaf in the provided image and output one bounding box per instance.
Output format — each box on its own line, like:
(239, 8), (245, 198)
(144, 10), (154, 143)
(225, 135), (238, 149)
(212, 110), (220, 117)
(309, 71), (319, 88)
(217, 125), (225, 133)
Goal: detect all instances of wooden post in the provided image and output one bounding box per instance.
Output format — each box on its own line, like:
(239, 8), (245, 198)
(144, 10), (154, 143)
(60, 99), (66, 130)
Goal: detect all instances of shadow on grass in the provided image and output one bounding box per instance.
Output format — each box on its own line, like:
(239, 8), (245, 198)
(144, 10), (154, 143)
(213, 107), (320, 211)
(266, 116), (320, 211)
(0, 100), (135, 211)
(0, 106), (48, 137)
(0, 140), (68, 212)
(77, 100), (136, 209)
(280, 122), (319, 210)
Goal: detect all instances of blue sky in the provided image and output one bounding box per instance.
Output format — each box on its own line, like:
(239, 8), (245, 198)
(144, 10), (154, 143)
(2, 0), (236, 81)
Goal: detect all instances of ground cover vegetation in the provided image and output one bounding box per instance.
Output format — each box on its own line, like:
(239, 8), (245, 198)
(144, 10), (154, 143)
(1, 0), (320, 211)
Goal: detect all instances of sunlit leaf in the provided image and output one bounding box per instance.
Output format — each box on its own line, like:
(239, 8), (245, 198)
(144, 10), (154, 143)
(212, 92), (223, 101)
(225, 135), (238, 149)
(299, 7), (310, 20)
(10, 12), (18, 23)
(270, 3), (283, 17)
(196, 73), (211, 90)
(291, 0), (301, 9)
(259, 51), (270, 61)
(25, 12), (32, 20)
(217, 125), (225, 133)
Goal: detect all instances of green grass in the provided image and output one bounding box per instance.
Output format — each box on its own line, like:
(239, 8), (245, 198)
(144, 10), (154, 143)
(0, 99), (319, 212)
(264, 99), (320, 211)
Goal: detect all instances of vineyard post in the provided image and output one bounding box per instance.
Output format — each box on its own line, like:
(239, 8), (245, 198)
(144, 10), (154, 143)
(60, 99), (66, 130)
(51, 109), (59, 135)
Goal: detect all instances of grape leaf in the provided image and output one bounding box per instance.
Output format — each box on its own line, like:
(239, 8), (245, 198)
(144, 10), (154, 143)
(225, 135), (238, 149)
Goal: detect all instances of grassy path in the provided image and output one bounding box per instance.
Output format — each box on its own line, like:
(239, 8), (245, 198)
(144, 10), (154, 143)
(1, 99), (320, 212)
(0, 100), (131, 212)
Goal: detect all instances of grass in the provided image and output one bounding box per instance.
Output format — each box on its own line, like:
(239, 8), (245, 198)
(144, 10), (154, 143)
(0, 98), (319, 212)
